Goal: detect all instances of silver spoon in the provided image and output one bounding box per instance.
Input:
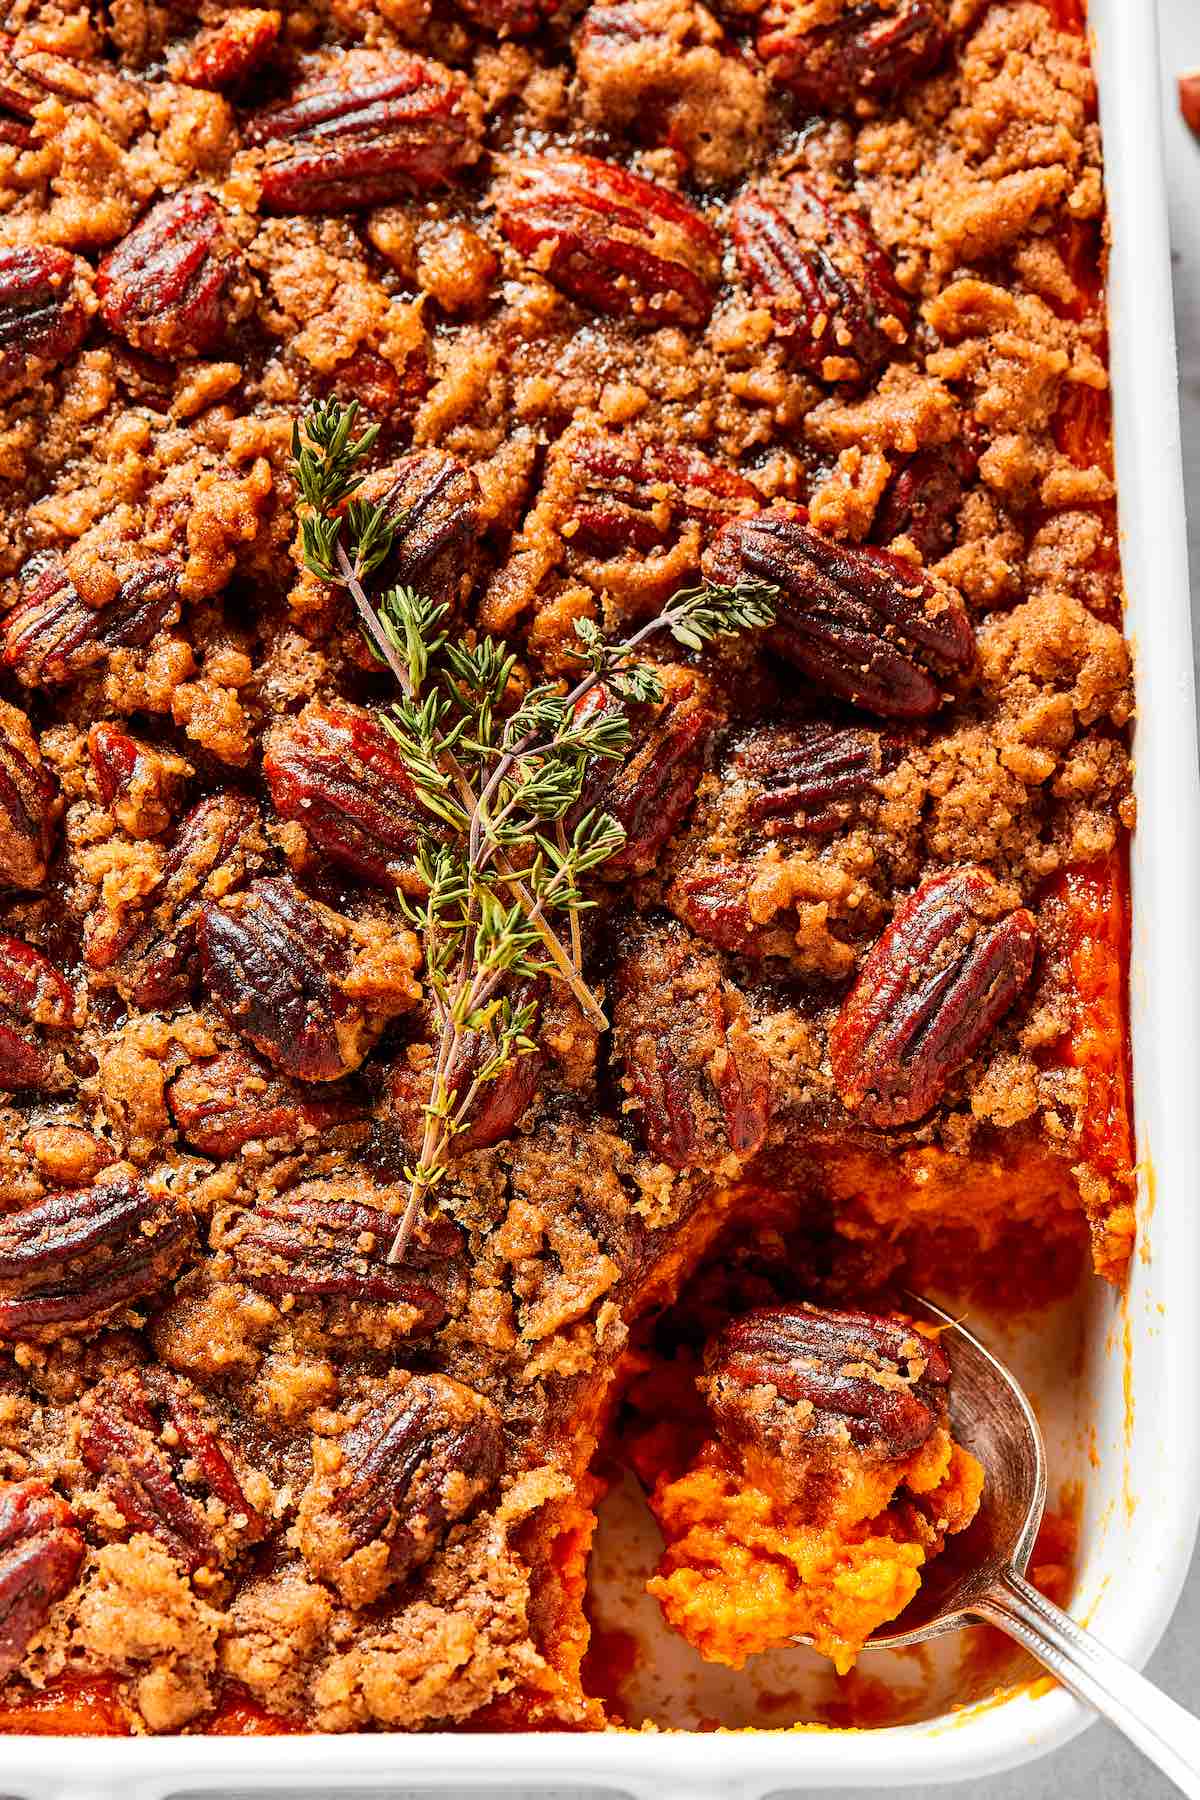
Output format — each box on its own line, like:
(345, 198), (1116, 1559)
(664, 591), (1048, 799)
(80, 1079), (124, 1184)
(857, 1298), (1200, 1797)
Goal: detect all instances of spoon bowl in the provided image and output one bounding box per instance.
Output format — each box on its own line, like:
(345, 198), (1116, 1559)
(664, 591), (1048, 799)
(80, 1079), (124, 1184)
(868, 1295), (1047, 1649)
(788, 1294), (1200, 1797)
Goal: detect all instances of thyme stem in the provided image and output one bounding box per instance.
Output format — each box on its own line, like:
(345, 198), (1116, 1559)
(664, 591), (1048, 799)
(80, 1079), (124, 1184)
(290, 399), (777, 1269)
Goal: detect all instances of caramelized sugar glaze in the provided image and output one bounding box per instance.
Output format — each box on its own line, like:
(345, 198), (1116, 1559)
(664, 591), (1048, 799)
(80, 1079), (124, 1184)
(0, 0), (1131, 1734)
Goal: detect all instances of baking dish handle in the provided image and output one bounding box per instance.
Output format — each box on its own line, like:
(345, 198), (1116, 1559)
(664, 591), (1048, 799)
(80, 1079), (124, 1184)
(974, 1568), (1200, 1799)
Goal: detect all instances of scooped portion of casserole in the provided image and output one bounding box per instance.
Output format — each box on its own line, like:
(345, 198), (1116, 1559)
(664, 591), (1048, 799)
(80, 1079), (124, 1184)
(648, 1305), (984, 1673)
(0, 0), (1130, 1738)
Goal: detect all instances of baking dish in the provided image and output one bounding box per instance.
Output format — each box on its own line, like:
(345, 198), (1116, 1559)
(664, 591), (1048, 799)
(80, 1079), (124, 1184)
(4, 0), (1197, 1791)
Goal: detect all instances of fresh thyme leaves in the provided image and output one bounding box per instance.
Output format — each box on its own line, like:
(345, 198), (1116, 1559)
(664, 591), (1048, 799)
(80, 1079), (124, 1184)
(290, 399), (778, 1264)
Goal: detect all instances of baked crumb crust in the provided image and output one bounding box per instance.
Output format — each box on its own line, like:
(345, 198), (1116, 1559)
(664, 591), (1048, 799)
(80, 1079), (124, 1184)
(0, 0), (1131, 1735)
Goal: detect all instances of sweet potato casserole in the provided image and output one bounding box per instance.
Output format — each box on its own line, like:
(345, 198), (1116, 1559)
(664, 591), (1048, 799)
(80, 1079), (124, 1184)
(0, 0), (1133, 1737)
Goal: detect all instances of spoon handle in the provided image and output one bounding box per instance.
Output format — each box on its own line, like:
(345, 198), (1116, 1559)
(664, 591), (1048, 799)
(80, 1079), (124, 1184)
(974, 1567), (1200, 1799)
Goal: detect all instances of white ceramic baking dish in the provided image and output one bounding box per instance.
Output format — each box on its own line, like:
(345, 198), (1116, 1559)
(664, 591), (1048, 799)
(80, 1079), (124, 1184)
(5, 0), (1198, 1792)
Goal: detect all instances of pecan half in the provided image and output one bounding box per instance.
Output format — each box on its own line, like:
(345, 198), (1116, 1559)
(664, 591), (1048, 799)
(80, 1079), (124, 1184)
(568, 672), (719, 877)
(757, 0), (951, 113)
(830, 864), (1038, 1125)
(731, 176), (909, 383)
(736, 720), (885, 839)
(664, 865), (761, 957)
(704, 1303), (950, 1463)
(495, 152), (722, 327)
(297, 1372), (503, 1604)
(0, 34), (43, 147)
(246, 49), (484, 213)
(0, 1481), (84, 1682)
(0, 935), (76, 1091)
(0, 1175), (191, 1341)
(870, 441), (976, 562)
(564, 431), (760, 559)
(169, 9), (281, 90)
(229, 1188), (451, 1326)
(611, 915), (771, 1168)
(703, 506), (973, 719)
(88, 722), (190, 840)
(97, 191), (246, 359)
(322, 342), (430, 435)
(358, 449), (482, 610)
(388, 979), (544, 1157)
(168, 1048), (365, 1157)
(263, 700), (431, 894)
(0, 699), (58, 890)
(0, 246), (88, 396)
(665, 722), (886, 955)
(199, 876), (390, 1082)
(2, 550), (181, 689)
(87, 790), (262, 1008)
(80, 1368), (266, 1573)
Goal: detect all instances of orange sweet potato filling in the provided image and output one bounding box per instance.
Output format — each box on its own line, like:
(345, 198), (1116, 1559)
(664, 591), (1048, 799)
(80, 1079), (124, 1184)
(649, 1431), (983, 1676)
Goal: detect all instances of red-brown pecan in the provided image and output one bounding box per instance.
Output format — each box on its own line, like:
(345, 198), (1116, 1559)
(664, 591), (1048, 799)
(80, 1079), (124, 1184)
(358, 449), (482, 611)
(246, 49), (484, 213)
(87, 790), (262, 1009)
(830, 864), (1038, 1125)
(228, 1188), (452, 1326)
(0, 1481), (84, 1681)
(665, 722), (887, 954)
(568, 672), (719, 877)
(735, 719), (885, 839)
(0, 699), (58, 889)
(0, 1174), (191, 1340)
(664, 865), (761, 956)
(388, 979), (545, 1157)
(703, 506), (973, 719)
(1, 550), (181, 689)
(0, 935), (76, 1091)
(757, 0), (951, 113)
(0, 34), (43, 147)
(611, 915), (770, 1168)
(199, 876), (397, 1082)
(704, 1303), (950, 1462)
(323, 343), (430, 435)
(296, 1372), (503, 1604)
(870, 441), (976, 562)
(0, 246), (89, 396)
(97, 192), (246, 360)
(263, 700), (431, 894)
(495, 152), (722, 327)
(169, 8), (281, 90)
(80, 1368), (266, 1573)
(88, 722), (190, 840)
(731, 176), (909, 383)
(560, 426), (760, 578)
(168, 1048), (365, 1157)
(458, 0), (558, 32)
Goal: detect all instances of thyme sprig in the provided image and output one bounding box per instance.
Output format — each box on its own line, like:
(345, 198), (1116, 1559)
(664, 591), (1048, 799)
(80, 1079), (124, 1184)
(291, 399), (777, 1263)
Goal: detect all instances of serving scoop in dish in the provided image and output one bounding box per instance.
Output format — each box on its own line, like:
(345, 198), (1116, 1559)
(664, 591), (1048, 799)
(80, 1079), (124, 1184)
(811, 1299), (1200, 1797)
